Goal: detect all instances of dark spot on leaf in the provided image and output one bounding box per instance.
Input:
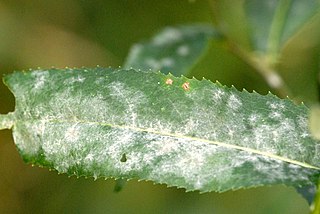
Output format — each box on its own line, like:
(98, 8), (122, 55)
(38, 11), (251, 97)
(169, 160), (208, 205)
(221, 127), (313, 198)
(245, 123), (253, 130)
(120, 153), (127, 162)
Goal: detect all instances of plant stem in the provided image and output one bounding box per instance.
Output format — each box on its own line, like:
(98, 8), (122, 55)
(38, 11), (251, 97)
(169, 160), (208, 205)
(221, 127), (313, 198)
(266, 0), (292, 65)
(207, 0), (292, 97)
(226, 41), (292, 98)
(0, 112), (15, 130)
(311, 182), (320, 214)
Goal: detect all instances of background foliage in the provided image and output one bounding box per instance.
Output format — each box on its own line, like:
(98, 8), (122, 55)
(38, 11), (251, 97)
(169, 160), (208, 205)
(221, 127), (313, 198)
(1, 0), (320, 213)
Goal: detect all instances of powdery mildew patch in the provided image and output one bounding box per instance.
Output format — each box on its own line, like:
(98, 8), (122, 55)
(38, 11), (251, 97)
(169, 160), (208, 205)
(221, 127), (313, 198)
(152, 27), (183, 46)
(7, 68), (320, 192)
(124, 25), (215, 77)
(176, 45), (190, 56)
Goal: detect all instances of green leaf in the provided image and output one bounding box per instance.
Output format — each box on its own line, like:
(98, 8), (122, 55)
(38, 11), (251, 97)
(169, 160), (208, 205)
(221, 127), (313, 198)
(245, 0), (320, 61)
(124, 24), (220, 76)
(296, 185), (316, 205)
(2, 68), (320, 192)
(309, 105), (320, 140)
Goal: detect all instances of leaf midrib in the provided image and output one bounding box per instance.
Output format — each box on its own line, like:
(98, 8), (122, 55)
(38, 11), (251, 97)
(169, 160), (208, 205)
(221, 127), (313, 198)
(20, 117), (320, 170)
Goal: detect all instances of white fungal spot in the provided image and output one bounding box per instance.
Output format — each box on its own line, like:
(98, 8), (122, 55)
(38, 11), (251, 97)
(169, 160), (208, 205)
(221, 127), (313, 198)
(269, 111), (282, 120)
(85, 153), (94, 162)
(129, 44), (143, 56)
(227, 94), (242, 110)
(248, 114), (260, 124)
(212, 88), (225, 102)
(145, 58), (161, 70)
(280, 119), (295, 132)
(176, 45), (190, 56)
(153, 28), (183, 46)
(32, 70), (49, 90)
(64, 75), (85, 85)
(227, 128), (235, 138)
(144, 58), (175, 70)
(158, 140), (179, 155)
(194, 179), (203, 189)
(268, 101), (285, 110)
(301, 131), (309, 138)
(297, 115), (308, 129)
(161, 58), (175, 67)
(108, 81), (146, 126)
(65, 125), (80, 142)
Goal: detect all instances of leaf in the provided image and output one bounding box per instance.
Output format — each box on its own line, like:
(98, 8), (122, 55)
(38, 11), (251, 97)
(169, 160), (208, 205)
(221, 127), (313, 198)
(124, 24), (220, 76)
(309, 105), (320, 140)
(296, 185), (316, 205)
(1, 68), (320, 192)
(245, 0), (320, 60)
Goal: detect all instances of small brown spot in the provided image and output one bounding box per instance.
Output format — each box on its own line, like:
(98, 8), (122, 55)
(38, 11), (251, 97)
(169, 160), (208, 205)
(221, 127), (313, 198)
(182, 82), (190, 91)
(165, 78), (173, 85)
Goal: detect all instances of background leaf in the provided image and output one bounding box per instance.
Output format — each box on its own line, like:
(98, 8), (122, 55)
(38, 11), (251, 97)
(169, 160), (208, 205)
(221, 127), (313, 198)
(2, 68), (320, 193)
(296, 185), (316, 205)
(124, 25), (220, 76)
(309, 105), (320, 140)
(245, 0), (320, 59)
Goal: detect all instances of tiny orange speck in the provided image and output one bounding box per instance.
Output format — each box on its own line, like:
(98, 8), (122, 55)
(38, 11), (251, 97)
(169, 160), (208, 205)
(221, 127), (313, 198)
(182, 82), (190, 91)
(165, 78), (173, 85)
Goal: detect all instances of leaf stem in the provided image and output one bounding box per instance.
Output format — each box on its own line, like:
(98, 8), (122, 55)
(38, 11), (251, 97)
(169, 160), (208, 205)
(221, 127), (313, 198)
(225, 41), (292, 97)
(208, 0), (293, 97)
(311, 181), (320, 214)
(267, 0), (292, 65)
(0, 112), (15, 130)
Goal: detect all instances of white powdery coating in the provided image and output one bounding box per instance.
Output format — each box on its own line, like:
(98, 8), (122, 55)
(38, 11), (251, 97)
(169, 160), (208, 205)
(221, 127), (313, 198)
(128, 44), (143, 59)
(14, 122), (44, 155)
(152, 27), (183, 46)
(29, 119), (315, 189)
(176, 45), (190, 56)
(144, 58), (161, 71)
(12, 69), (319, 191)
(144, 57), (175, 71)
(248, 113), (261, 125)
(212, 88), (225, 102)
(269, 111), (282, 120)
(108, 81), (147, 126)
(227, 94), (242, 111)
(161, 58), (175, 67)
(38, 88), (109, 121)
(32, 70), (49, 90)
(182, 85), (310, 161)
(65, 125), (81, 142)
(63, 75), (86, 85)
(267, 101), (285, 110)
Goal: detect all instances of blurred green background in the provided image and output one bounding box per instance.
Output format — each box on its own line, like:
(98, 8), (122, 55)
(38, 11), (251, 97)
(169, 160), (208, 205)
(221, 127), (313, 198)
(1, 0), (319, 213)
